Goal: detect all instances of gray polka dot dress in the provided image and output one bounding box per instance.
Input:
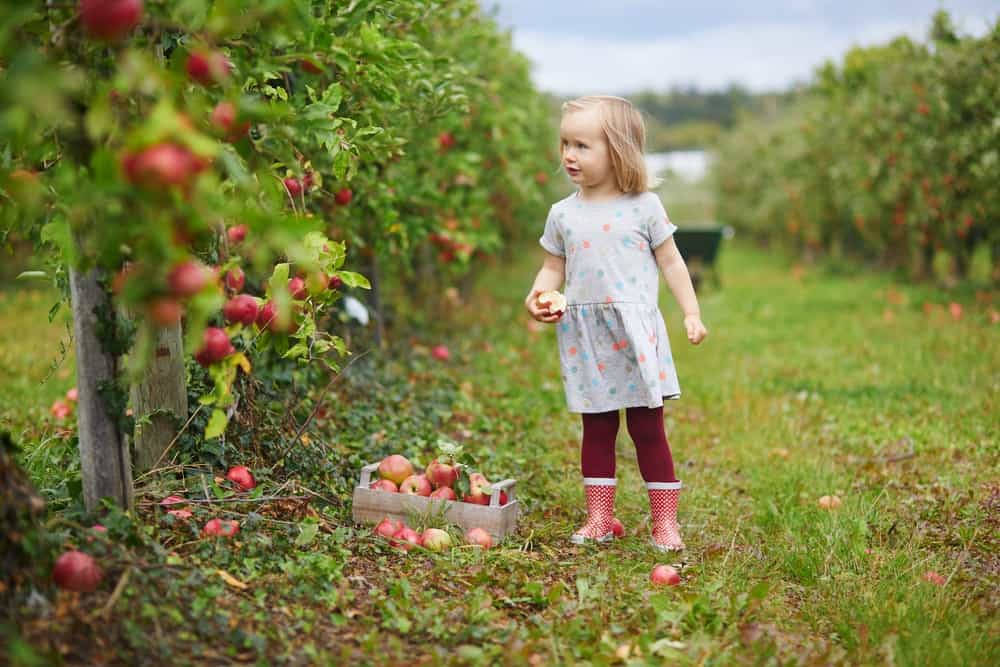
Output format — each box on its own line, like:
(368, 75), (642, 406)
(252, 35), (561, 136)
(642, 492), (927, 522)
(539, 190), (681, 413)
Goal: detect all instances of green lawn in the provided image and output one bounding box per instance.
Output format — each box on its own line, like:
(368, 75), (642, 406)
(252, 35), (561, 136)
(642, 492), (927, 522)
(4, 236), (998, 665)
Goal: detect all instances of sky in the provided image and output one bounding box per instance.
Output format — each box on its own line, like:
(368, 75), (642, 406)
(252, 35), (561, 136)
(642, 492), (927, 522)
(483, 1), (998, 94)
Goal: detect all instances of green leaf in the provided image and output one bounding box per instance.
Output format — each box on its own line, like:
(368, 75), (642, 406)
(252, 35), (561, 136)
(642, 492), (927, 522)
(15, 270), (47, 280)
(295, 521), (319, 547)
(335, 271), (370, 289)
(205, 408), (229, 439)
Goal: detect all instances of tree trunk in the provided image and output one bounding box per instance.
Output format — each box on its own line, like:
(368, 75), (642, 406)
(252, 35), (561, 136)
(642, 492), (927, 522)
(69, 266), (133, 511)
(131, 323), (187, 473)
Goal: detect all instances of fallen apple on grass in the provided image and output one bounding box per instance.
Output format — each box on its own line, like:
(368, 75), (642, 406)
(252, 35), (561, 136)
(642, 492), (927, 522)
(610, 518), (625, 538)
(393, 525), (422, 551)
(374, 517), (403, 540)
(817, 495), (842, 510)
(465, 527), (493, 549)
(421, 528), (452, 552)
(431, 345), (451, 361)
(53, 550), (103, 592)
(225, 465), (256, 491)
(922, 570), (946, 586)
(167, 509), (193, 520)
(650, 564), (681, 586)
(378, 454), (414, 485)
(203, 518), (240, 538)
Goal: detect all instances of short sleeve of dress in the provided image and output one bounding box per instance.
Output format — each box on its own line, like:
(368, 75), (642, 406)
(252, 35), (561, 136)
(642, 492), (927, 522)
(539, 207), (565, 257)
(646, 194), (678, 250)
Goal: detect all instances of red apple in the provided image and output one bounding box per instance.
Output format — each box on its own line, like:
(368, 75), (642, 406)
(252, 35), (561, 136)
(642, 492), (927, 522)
(922, 570), (946, 586)
(227, 225), (248, 245)
(283, 177), (303, 197)
(650, 564), (681, 586)
(431, 345), (450, 361)
(377, 455), (414, 485)
(53, 550), (103, 592)
(167, 509), (193, 520)
(610, 518), (625, 538)
(210, 102), (250, 140)
(335, 187), (352, 206)
(399, 474), (432, 496)
(186, 50), (232, 85)
(393, 525), (422, 551)
(122, 143), (206, 190)
(463, 472), (490, 505)
(288, 277), (307, 300)
(50, 400), (72, 420)
(159, 495), (186, 508)
(370, 479), (398, 493)
(300, 58), (324, 74)
(420, 528), (452, 552)
(374, 517), (402, 540)
(538, 290), (566, 316)
(225, 465), (256, 491)
(429, 486), (457, 501)
(224, 267), (245, 292)
(223, 295), (259, 326)
(255, 301), (295, 333)
(305, 272), (329, 296)
(202, 518), (239, 537)
(148, 297), (183, 326)
(465, 527), (492, 549)
(948, 302), (963, 320)
(194, 327), (235, 367)
(167, 260), (210, 297)
(66, 387), (79, 402)
(425, 459), (458, 489)
(79, 0), (143, 42)
(817, 495), (842, 510)
(85, 524), (107, 543)
(329, 275), (343, 290)
(438, 132), (455, 151)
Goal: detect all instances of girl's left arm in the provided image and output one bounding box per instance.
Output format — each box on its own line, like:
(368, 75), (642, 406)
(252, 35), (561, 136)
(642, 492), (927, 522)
(654, 238), (708, 345)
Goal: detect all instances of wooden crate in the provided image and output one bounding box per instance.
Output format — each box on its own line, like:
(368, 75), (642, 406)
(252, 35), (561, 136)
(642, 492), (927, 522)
(351, 462), (520, 541)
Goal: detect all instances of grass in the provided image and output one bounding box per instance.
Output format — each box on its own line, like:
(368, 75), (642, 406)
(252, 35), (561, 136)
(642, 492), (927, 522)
(3, 233), (999, 665)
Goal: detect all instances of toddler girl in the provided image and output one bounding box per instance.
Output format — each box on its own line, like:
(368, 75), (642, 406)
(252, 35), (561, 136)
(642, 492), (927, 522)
(525, 95), (707, 551)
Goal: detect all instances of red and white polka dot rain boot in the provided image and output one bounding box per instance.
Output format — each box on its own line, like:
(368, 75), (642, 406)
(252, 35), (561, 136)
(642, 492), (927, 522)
(571, 478), (616, 544)
(647, 481), (685, 552)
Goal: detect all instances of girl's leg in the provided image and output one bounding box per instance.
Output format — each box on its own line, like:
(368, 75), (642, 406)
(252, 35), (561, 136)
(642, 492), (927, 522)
(572, 410), (619, 544)
(625, 406), (685, 551)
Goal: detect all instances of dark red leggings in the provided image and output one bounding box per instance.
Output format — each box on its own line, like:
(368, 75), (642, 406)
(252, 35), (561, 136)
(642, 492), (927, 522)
(581, 407), (677, 482)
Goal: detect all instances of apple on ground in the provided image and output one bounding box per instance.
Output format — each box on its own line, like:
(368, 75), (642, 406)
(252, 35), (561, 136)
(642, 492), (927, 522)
(922, 570), (946, 586)
(370, 479), (398, 493)
(425, 459), (458, 489)
(377, 454), (414, 485)
(53, 550), (103, 592)
(203, 518), (239, 537)
(393, 525), (422, 551)
(610, 517), (625, 538)
(50, 400), (73, 420)
(429, 486), (457, 501)
(421, 528), (452, 552)
(374, 517), (403, 540)
(399, 474), (432, 496)
(167, 509), (193, 520)
(817, 495), (842, 510)
(465, 527), (493, 549)
(225, 465), (256, 491)
(431, 345), (450, 361)
(159, 495), (186, 508)
(650, 564), (681, 586)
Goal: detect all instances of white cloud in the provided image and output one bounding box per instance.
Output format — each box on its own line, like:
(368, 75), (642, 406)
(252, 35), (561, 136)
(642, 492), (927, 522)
(510, 14), (991, 93)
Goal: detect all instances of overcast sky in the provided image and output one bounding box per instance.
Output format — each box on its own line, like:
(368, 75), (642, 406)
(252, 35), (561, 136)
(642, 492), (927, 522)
(483, 1), (998, 93)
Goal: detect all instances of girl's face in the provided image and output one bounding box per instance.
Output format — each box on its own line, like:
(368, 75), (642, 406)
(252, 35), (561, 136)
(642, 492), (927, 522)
(560, 107), (615, 192)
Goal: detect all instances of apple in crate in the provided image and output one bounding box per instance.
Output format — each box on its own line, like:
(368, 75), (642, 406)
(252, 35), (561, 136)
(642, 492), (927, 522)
(370, 479), (398, 493)
(400, 474), (432, 496)
(465, 527), (493, 549)
(429, 487), (457, 501)
(538, 290), (566, 316)
(378, 454), (413, 485)
(425, 459), (458, 489)
(463, 472), (491, 505)
(421, 528), (452, 552)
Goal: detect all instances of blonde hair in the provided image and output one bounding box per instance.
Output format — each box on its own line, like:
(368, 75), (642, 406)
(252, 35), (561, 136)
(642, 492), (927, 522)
(560, 95), (658, 194)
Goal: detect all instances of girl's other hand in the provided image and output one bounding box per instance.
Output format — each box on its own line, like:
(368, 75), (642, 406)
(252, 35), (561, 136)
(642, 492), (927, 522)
(525, 289), (564, 323)
(684, 314), (707, 344)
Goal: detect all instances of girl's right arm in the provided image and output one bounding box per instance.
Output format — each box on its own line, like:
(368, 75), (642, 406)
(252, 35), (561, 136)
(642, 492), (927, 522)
(525, 252), (566, 323)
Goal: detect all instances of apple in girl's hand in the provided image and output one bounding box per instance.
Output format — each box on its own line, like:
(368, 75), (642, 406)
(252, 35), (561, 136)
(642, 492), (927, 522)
(378, 455), (414, 485)
(538, 290), (566, 316)
(374, 517), (402, 540)
(225, 465), (256, 491)
(421, 528), (452, 552)
(393, 525), (422, 551)
(610, 518), (625, 537)
(425, 459), (458, 489)
(465, 527), (493, 549)
(650, 564), (681, 586)
(399, 474), (432, 496)
(53, 550), (103, 592)
(370, 479), (398, 493)
(203, 518), (240, 538)
(429, 486), (457, 501)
